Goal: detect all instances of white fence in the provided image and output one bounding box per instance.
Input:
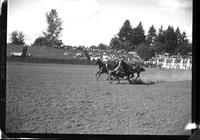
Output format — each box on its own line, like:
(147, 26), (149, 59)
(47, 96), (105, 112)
(157, 57), (192, 69)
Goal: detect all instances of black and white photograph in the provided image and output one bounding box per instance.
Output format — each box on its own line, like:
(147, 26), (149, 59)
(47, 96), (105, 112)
(6, 0), (192, 136)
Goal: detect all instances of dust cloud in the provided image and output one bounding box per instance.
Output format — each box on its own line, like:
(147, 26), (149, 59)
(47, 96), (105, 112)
(140, 69), (192, 84)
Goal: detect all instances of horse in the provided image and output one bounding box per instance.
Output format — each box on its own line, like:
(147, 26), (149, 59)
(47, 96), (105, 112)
(109, 66), (145, 83)
(115, 59), (134, 83)
(105, 59), (119, 70)
(130, 66), (146, 80)
(108, 69), (126, 81)
(94, 59), (119, 80)
(94, 59), (109, 80)
(109, 60), (145, 84)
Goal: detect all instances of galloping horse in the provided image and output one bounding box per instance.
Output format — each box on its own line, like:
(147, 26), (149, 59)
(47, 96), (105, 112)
(109, 66), (145, 81)
(94, 59), (109, 80)
(110, 60), (145, 84)
(130, 66), (146, 80)
(105, 59), (119, 70)
(94, 59), (119, 80)
(110, 59), (133, 83)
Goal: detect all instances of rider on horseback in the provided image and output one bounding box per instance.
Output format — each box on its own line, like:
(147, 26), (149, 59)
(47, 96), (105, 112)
(109, 58), (145, 83)
(114, 58), (133, 74)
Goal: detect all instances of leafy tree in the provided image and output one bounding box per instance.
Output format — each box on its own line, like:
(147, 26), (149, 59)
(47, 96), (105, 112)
(152, 25), (191, 55)
(53, 39), (63, 48)
(175, 30), (191, 55)
(112, 20), (145, 50)
(180, 31), (189, 43)
(175, 27), (184, 54)
(155, 25), (164, 44)
(10, 31), (25, 45)
(97, 43), (108, 50)
(136, 43), (155, 61)
(43, 9), (63, 47)
(152, 41), (165, 54)
(18, 32), (25, 45)
(131, 22), (146, 45)
(110, 20), (191, 58)
(90, 45), (97, 50)
(122, 40), (135, 51)
(33, 36), (47, 46)
(10, 31), (19, 44)
(109, 36), (134, 51)
(109, 37), (124, 50)
(163, 26), (177, 54)
(117, 19), (133, 42)
(175, 42), (192, 55)
(175, 27), (182, 45)
(153, 25), (165, 54)
(146, 25), (157, 45)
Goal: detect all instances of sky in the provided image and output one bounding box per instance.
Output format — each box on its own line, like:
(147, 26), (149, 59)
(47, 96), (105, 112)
(8, 0), (192, 46)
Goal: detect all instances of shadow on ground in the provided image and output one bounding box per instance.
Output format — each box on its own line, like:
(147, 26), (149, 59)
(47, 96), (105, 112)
(108, 78), (166, 85)
(130, 79), (156, 85)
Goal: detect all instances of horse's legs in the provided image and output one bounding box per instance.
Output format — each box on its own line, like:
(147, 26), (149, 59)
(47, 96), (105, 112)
(107, 72), (112, 80)
(130, 73), (134, 78)
(114, 75), (120, 84)
(97, 71), (103, 80)
(117, 76), (120, 84)
(95, 71), (100, 80)
(135, 72), (140, 80)
(127, 75), (132, 84)
(132, 73), (135, 78)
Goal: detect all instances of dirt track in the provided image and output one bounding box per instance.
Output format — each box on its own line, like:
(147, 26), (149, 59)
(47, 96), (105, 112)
(6, 62), (191, 135)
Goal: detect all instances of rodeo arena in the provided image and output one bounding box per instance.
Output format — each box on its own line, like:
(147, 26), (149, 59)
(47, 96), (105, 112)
(7, 45), (192, 135)
(3, 0), (194, 136)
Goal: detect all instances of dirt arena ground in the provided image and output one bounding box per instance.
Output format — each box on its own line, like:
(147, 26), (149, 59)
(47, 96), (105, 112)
(6, 62), (191, 135)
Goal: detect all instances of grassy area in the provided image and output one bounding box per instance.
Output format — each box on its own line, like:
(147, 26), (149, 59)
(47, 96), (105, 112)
(7, 44), (79, 59)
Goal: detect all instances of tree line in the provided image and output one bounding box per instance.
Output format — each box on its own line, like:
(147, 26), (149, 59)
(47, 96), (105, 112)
(10, 9), (192, 61)
(109, 20), (191, 60)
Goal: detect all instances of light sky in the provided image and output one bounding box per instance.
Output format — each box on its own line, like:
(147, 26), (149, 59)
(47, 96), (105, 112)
(8, 0), (192, 46)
